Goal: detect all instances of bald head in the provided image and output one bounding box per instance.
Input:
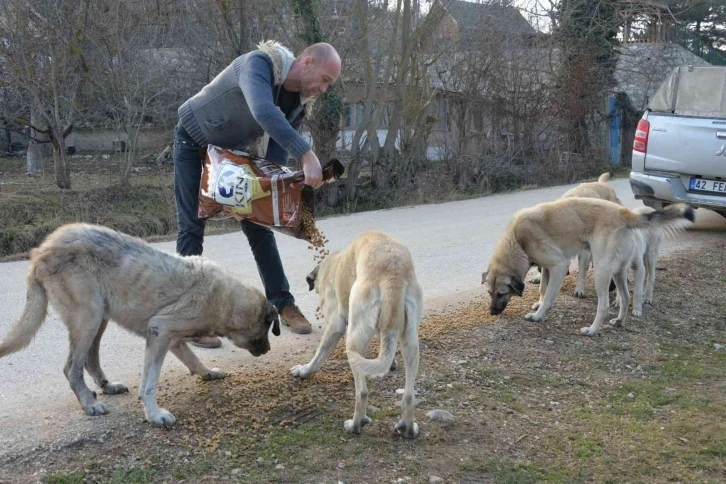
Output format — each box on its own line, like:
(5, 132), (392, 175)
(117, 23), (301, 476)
(300, 43), (341, 66)
(285, 43), (341, 98)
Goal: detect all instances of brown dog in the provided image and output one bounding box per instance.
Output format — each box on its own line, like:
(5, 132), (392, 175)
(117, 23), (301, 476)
(0, 223), (280, 426)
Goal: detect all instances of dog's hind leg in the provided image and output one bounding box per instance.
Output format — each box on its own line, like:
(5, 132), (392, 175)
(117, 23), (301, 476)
(580, 266), (614, 337)
(609, 267), (630, 328)
(85, 318), (128, 395)
(644, 244), (659, 305)
(573, 249), (591, 298)
(344, 283), (379, 434)
(631, 257), (646, 317)
(62, 306), (108, 416)
(291, 310), (346, 378)
(525, 263), (567, 322)
(395, 285), (422, 439)
(171, 341), (225, 381)
(139, 322), (174, 426)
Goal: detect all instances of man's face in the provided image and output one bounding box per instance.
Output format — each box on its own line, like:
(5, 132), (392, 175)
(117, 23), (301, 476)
(299, 56), (340, 98)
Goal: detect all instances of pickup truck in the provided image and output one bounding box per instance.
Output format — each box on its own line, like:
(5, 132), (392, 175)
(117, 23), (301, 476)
(630, 65), (726, 218)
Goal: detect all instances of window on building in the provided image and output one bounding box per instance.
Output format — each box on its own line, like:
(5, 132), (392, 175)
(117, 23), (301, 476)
(379, 103), (392, 129)
(343, 103), (364, 129)
(434, 97), (451, 132)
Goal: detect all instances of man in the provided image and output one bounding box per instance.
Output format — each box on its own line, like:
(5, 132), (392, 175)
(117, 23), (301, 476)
(174, 41), (341, 348)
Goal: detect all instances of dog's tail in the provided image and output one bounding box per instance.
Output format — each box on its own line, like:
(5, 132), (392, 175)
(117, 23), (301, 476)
(347, 283), (406, 378)
(0, 266), (48, 358)
(622, 203), (695, 234)
(598, 172), (611, 183)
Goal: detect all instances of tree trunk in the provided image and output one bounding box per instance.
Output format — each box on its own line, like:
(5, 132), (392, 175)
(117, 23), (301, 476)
(238, 0), (252, 54)
(292, 0), (343, 206)
(51, 129), (71, 189)
(26, 108), (45, 175)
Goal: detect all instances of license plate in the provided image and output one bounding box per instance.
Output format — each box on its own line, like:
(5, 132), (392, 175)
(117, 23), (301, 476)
(690, 177), (726, 194)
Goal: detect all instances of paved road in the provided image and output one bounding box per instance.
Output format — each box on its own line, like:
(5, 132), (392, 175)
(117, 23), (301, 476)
(0, 178), (723, 457)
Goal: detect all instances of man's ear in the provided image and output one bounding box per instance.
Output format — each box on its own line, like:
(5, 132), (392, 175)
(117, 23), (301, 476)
(481, 270), (488, 285)
(509, 276), (525, 297)
(306, 265), (319, 291)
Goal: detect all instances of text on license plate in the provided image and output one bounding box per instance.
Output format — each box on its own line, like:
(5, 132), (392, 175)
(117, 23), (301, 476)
(690, 178), (726, 193)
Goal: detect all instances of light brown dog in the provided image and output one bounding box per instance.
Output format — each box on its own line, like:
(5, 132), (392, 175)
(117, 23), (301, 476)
(482, 199), (694, 336)
(291, 231), (423, 438)
(560, 172), (620, 203)
(561, 172), (622, 297)
(0, 223), (280, 426)
(531, 172), (621, 295)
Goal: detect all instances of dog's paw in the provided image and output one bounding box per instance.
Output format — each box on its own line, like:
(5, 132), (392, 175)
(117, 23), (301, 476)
(344, 416), (372, 434)
(394, 420), (419, 439)
(645, 298), (654, 306)
(524, 312), (542, 322)
(529, 275), (541, 284)
(202, 368), (226, 381)
(530, 302), (541, 311)
(579, 326), (599, 337)
(290, 364), (314, 379)
(632, 308), (643, 318)
(572, 289), (586, 298)
(102, 382), (129, 395)
(147, 408), (176, 427)
(609, 317), (623, 327)
(84, 401), (108, 416)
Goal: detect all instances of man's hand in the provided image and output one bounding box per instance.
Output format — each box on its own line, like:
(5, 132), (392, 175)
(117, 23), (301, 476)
(300, 150), (323, 189)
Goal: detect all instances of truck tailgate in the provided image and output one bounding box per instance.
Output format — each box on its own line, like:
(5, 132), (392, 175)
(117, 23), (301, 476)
(645, 113), (726, 178)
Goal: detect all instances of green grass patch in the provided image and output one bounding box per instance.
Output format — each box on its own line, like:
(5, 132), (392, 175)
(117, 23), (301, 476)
(40, 472), (85, 484)
(108, 466), (157, 484)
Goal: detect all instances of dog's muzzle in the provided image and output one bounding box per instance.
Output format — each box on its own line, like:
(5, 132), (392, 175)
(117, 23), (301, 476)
(249, 339), (271, 357)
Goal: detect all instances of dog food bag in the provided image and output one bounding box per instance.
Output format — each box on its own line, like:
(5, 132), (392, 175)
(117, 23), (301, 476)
(198, 145), (343, 241)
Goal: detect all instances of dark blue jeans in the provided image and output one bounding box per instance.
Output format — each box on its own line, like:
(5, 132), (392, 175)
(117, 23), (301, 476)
(173, 122), (295, 311)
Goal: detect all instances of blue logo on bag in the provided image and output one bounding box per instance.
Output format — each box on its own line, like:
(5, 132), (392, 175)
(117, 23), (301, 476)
(217, 169), (236, 199)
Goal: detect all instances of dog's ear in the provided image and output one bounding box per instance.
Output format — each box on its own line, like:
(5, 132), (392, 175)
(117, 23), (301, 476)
(481, 270), (488, 285)
(306, 265), (319, 291)
(509, 276), (525, 297)
(265, 302), (280, 336)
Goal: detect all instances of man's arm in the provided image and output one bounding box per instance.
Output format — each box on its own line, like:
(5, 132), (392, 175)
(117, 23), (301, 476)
(236, 54), (310, 160)
(265, 111), (305, 165)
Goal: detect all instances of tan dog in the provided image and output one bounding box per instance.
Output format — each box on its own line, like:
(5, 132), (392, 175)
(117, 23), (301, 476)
(560, 172), (620, 203)
(531, 172), (621, 295)
(0, 224), (280, 426)
(561, 172), (622, 297)
(613, 206), (666, 316)
(291, 231), (423, 438)
(482, 199), (694, 336)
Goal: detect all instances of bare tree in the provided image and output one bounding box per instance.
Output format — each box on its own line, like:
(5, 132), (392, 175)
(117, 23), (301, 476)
(0, 0), (93, 189)
(82, 2), (189, 186)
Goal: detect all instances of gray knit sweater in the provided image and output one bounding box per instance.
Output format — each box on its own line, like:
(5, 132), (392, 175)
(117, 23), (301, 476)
(178, 47), (310, 163)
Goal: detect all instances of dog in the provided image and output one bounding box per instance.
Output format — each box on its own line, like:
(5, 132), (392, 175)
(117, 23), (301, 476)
(482, 199), (694, 336)
(290, 231), (423, 438)
(632, 206), (666, 307)
(561, 172), (622, 298)
(0, 223), (280, 426)
(531, 172), (620, 296)
(612, 206), (666, 316)
(560, 172), (621, 203)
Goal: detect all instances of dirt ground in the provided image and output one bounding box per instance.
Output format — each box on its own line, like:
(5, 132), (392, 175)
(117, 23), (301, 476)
(1, 236), (725, 484)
